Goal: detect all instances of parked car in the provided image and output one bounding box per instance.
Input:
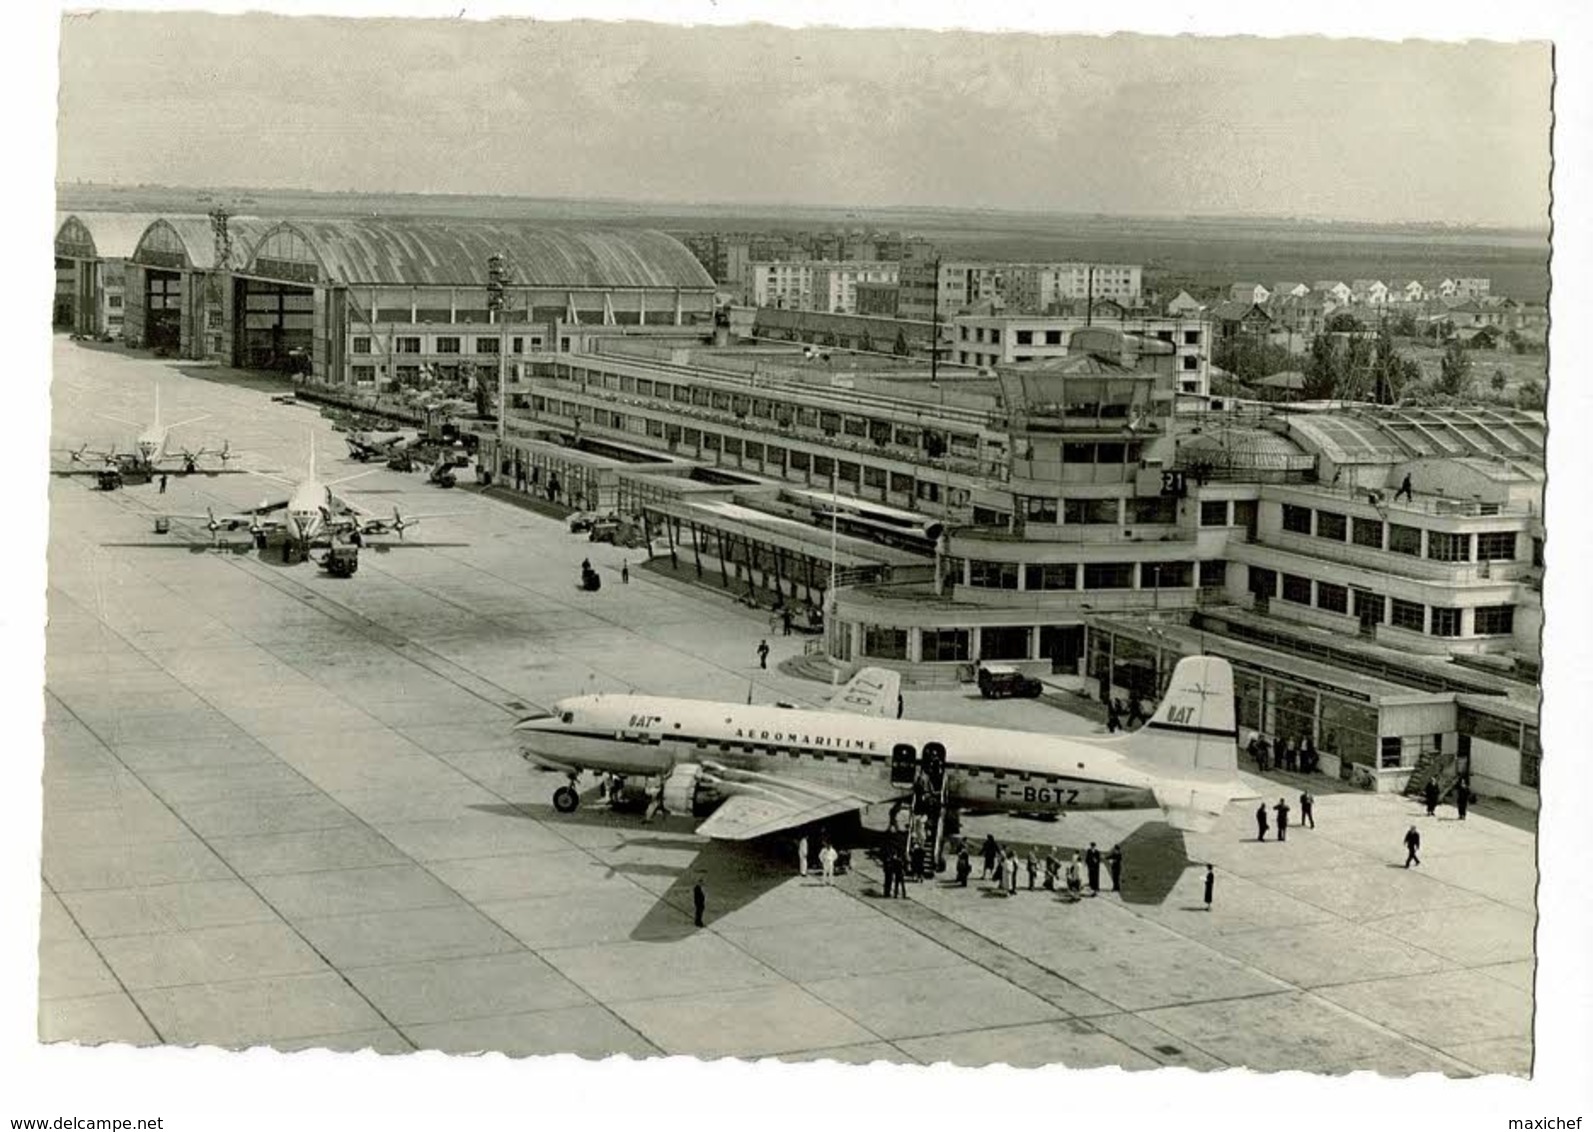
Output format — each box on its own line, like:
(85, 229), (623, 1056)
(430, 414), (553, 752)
(977, 664), (1044, 699)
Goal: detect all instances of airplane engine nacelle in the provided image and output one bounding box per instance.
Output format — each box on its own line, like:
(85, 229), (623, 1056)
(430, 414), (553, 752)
(662, 763), (705, 814)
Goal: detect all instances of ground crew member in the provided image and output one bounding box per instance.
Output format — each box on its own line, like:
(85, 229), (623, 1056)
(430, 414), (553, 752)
(819, 841), (837, 884)
(956, 845), (972, 886)
(1300, 790), (1315, 829)
(1203, 865), (1215, 911)
(981, 834), (1000, 880)
(1025, 851), (1038, 891)
(1424, 779), (1440, 817)
(1256, 803), (1270, 842)
(757, 639), (770, 669)
(1404, 825), (1422, 868)
(621, 560), (629, 584)
(1084, 842), (1102, 893)
(693, 879), (706, 927)
(1273, 797), (1291, 842)
(1455, 776), (1470, 821)
(1106, 844), (1123, 892)
(158, 473), (168, 494)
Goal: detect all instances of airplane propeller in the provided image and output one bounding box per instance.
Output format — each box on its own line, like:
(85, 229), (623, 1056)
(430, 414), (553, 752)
(68, 444), (89, 464)
(392, 506), (410, 540)
(205, 507), (222, 546)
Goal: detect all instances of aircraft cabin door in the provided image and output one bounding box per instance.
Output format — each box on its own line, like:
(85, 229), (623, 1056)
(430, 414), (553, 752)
(890, 744), (918, 787)
(921, 742), (947, 794)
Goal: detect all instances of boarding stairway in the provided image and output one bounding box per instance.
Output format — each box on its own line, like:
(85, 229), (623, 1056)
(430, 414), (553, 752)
(1403, 748), (1461, 801)
(901, 753), (950, 880)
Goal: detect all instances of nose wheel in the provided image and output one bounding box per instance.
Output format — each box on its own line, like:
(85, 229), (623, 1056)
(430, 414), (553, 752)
(553, 785), (580, 813)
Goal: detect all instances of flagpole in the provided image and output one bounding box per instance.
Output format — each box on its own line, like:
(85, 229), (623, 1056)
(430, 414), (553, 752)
(829, 466), (839, 690)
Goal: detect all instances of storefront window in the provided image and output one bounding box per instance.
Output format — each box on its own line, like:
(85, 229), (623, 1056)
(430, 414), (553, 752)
(980, 626), (1031, 661)
(863, 626), (908, 660)
(921, 628), (970, 662)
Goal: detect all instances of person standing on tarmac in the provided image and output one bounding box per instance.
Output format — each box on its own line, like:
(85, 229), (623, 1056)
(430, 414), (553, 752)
(1106, 844), (1123, 893)
(757, 639), (770, 669)
(1084, 843), (1102, 894)
(981, 834), (1000, 881)
(1004, 849), (1019, 895)
(1203, 865), (1215, 911)
(1300, 790), (1315, 829)
(1256, 803), (1270, 842)
(1025, 850), (1038, 891)
(621, 560), (629, 584)
(797, 835), (808, 877)
(1424, 778), (1441, 817)
(1455, 776), (1471, 821)
(693, 878), (706, 927)
(1273, 797), (1291, 842)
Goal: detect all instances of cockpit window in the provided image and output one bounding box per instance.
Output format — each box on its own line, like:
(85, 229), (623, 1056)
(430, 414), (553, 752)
(560, 711), (575, 725)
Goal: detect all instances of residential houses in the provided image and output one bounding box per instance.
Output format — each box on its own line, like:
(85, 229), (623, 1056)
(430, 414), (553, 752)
(1313, 280), (1354, 306)
(1350, 279), (1391, 306)
(1230, 282), (1272, 304)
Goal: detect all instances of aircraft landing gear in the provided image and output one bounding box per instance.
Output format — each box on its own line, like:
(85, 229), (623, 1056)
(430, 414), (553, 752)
(552, 785), (580, 813)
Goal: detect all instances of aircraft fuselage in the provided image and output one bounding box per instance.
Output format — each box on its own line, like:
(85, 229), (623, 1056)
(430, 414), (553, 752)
(517, 694), (1160, 817)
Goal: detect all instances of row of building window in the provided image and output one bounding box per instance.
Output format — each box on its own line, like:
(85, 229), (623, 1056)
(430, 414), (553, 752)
(1279, 503), (1517, 561)
(1262, 568), (1515, 636)
(968, 559), (1222, 591)
(1018, 495), (1175, 525)
(535, 396), (959, 503)
(353, 334), (545, 356)
(547, 368), (986, 457)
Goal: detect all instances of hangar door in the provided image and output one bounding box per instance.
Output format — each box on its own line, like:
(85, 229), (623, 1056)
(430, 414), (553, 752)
(237, 278), (314, 373)
(144, 270), (183, 352)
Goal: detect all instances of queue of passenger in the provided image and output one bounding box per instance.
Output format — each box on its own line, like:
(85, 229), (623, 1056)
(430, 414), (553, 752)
(1245, 732), (1322, 775)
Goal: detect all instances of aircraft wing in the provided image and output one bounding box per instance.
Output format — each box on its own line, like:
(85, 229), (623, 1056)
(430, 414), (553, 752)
(693, 760), (900, 841)
(694, 792), (867, 842)
(826, 665), (902, 718)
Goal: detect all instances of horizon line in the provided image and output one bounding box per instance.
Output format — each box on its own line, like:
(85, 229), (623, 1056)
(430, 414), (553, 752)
(55, 180), (1551, 236)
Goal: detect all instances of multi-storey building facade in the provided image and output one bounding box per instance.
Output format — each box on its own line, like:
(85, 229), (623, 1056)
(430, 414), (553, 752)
(810, 262), (901, 314)
(898, 256), (1005, 322)
(950, 313), (1212, 395)
(745, 261), (815, 309)
(1006, 263), (1143, 313)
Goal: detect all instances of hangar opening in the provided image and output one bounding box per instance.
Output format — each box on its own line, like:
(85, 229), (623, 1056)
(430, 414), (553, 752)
(143, 268), (183, 352)
(236, 277), (315, 374)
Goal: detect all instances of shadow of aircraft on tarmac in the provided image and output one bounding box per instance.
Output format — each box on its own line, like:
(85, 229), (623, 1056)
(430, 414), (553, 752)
(467, 798), (806, 943)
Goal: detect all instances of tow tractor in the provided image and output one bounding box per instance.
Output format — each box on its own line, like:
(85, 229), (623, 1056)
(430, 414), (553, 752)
(317, 544), (360, 578)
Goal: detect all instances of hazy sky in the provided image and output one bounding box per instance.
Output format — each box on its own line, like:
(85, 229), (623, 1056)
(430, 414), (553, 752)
(56, 14), (1552, 226)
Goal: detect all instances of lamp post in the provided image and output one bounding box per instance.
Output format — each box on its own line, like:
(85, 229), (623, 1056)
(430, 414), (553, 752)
(486, 253), (513, 445)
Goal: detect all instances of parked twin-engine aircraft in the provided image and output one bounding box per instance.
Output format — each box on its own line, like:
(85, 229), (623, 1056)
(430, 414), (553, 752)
(345, 429), (421, 461)
(156, 435), (468, 572)
(55, 387), (241, 482)
(516, 656), (1257, 840)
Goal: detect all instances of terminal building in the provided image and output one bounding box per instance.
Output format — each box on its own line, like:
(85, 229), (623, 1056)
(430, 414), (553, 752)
(52, 211), (1545, 809)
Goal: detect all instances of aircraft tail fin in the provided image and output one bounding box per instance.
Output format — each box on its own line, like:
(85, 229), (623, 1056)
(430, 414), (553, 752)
(1124, 656), (1252, 833)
